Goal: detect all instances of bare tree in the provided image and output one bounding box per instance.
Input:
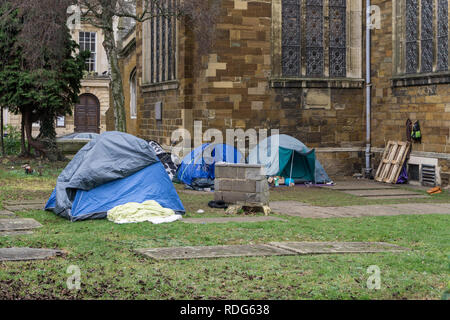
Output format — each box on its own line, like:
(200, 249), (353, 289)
(76, 0), (219, 132)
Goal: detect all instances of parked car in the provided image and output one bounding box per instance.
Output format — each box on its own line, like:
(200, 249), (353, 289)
(57, 132), (99, 141)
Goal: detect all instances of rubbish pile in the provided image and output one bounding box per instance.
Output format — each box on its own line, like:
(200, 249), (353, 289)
(148, 140), (180, 181)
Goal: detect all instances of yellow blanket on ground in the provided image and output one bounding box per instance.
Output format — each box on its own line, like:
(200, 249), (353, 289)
(107, 200), (181, 224)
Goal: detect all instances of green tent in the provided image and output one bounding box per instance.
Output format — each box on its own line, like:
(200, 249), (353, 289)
(248, 134), (331, 184)
(278, 147), (316, 182)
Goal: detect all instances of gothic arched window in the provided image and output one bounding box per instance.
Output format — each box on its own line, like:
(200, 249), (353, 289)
(394, 0), (449, 76)
(273, 0), (362, 80)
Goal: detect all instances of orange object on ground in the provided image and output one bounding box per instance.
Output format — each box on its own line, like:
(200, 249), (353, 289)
(427, 186), (442, 194)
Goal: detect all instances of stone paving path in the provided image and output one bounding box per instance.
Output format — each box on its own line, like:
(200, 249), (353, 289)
(136, 244), (295, 260)
(269, 242), (408, 254)
(270, 202), (450, 218)
(181, 216), (286, 224)
(322, 180), (427, 199)
(0, 210), (16, 218)
(322, 181), (395, 190)
(343, 189), (426, 198)
(0, 218), (42, 236)
(3, 199), (46, 212)
(136, 242), (408, 260)
(0, 248), (64, 262)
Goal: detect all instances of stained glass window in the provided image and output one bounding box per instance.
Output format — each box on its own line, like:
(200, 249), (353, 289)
(437, 0), (449, 71)
(281, 0), (348, 78)
(282, 0), (301, 76)
(306, 0), (324, 77)
(329, 0), (347, 77)
(402, 0), (449, 75)
(421, 0), (434, 73)
(406, 0), (419, 74)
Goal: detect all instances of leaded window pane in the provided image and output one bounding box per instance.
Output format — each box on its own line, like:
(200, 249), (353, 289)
(406, 0), (419, 74)
(421, 0), (434, 73)
(437, 0), (449, 71)
(282, 0), (301, 76)
(280, 0), (349, 78)
(305, 0), (324, 77)
(329, 0), (347, 77)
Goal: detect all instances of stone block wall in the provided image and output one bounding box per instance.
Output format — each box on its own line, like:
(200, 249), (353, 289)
(131, 0), (449, 178)
(214, 163), (269, 205)
(133, 0), (367, 176)
(370, 0), (450, 159)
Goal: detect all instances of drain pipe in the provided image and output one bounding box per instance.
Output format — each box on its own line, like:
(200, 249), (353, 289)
(365, 0), (372, 178)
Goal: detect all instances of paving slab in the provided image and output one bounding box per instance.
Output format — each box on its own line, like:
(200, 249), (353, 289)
(0, 248), (64, 262)
(0, 230), (34, 237)
(0, 218), (42, 232)
(0, 210), (16, 218)
(389, 203), (450, 215)
(270, 201), (450, 218)
(181, 216), (287, 224)
(4, 204), (45, 212)
(364, 195), (428, 199)
(135, 244), (296, 260)
(322, 181), (395, 191)
(269, 242), (409, 254)
(4, 199), (47, 206)
(343, 189), (425, 197)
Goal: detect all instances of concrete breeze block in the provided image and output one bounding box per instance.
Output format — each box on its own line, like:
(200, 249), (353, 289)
(215, 165), (238, 179)
(215, 178), (234, 192)
(215, 163), (269, 205)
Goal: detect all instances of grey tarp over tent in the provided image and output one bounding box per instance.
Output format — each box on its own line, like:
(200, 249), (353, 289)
(51, 131), (160, 220)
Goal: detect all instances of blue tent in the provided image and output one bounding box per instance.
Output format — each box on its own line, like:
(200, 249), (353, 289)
(177, 143), (242, 186)
(45, 132), (184, 221)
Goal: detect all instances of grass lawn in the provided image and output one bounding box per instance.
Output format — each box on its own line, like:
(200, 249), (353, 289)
(0, 157), (449, 300)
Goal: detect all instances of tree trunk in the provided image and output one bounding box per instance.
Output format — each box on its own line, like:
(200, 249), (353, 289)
(103, 27), (127, 133)
(22, 108), (46, 158)
(20, 113), (27, 156)
(0, 106), (4, 157)
(39, 111), (62, 161)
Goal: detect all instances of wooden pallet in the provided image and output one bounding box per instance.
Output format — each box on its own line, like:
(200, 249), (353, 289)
(375, 141), (411, 184)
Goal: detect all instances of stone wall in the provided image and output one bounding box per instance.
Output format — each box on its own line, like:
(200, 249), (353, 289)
(134, 0), (367, 176)
(132, 0), (449, 179)
(370, 0), (450, 182)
